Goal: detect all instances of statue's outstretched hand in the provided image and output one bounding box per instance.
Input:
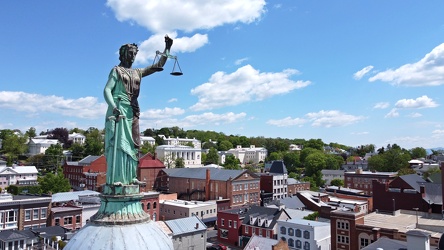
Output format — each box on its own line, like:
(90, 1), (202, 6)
(165, 35), (173, 51)
(113, 107), (121, 116)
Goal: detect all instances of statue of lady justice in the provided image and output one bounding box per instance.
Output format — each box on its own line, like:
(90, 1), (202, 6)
(104, 36), (173, 186)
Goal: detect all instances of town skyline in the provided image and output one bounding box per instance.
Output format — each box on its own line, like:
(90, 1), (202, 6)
(1, 1), (444, 151)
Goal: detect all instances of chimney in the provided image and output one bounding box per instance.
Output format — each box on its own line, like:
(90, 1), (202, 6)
(406, 230), (430, 250)
(420, 186), (426, 198)
(205, 168), (210, 201)
(195, 223), (199, 229)
(153, 152), (157, 160)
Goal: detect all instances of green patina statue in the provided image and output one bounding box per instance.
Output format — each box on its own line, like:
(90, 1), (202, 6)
(104, 36), (173, 186)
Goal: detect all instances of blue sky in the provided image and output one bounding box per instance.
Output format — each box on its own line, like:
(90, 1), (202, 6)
(1, 0), (444, 150)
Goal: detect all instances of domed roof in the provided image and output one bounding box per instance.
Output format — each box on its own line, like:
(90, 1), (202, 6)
(64, 220), (173, 250)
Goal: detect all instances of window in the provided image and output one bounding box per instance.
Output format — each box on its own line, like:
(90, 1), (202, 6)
(296, 240), (302, 248)
(7, 210), (17, 223)
(221, 219), (225, 226)
(55, 218), (60, 226)
(25, 209), (31, 221)
(153, 202), (157, 208)
(360, 238), (369, 247)
(76, 215), (81, 223)
(304, 242), (310, 250)
(280, 226), (286, 234)
(295, 229), (301, 237)
(245, 226), (249, 234)
(64, 217), (73, 225)
(229, 220), (232, 228)
(288, 238), (294, 247)
(33, 209), (39, 220)
(147, 203), (151, 209)
(288, 228), (294, 236)
(41, 208), (47, 219)
(303, 230), (310, 239)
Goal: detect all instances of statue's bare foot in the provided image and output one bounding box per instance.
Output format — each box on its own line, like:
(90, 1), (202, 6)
(113, 182), (123, 186)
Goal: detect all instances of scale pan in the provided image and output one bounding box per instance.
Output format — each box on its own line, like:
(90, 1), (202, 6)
(170, 72), (183, 76)
(151, 67), (164, 72)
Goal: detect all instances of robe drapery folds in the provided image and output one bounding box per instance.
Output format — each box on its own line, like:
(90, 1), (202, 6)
(104, 67), (142, 184)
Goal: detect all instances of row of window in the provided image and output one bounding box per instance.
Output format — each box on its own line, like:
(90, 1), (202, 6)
(233, 182), (259, 191)
(220, 219), (238, 229)
(281, 237), (310, 250)
(54, 215), (81, 226)
(24, 208), (47, 221)
(280, 227), (311, 239)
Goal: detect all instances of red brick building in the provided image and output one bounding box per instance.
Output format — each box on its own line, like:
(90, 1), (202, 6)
(137, 153), (166, 192)
(50, 204), (83, 230)
(63, 155), (107, 191)
(344, 169), (397, 195)
(140, 191), (160, 221)
(154, 168), (260, 208)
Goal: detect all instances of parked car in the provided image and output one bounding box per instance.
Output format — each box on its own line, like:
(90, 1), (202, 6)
(206, 243), (227, 250)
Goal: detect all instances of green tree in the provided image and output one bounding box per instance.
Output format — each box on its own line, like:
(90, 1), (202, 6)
(84, 128), (103, 156)
(305, 139), (324, 151)
(223, 154), (241, 170)
(398, 168), (416, 176)
(330, 178), (344, 187)
(283, 152), (301, 173)
(423, 166), (440, 179)
(267, 152), (283, 161)
(300, 148), (320, 164)
(325, 154), (343, 170)
(368, 146), (411, 172)
(205, 148), (219, 165)
(218, 140), (233, 151)
(0, 130), (28, 163)
(140, 142), (155, 155)
(25, 127), (37, 138)
(174, 157), (185, 168)
(203, 141), (217, 150)
(70, 143), (85, 161)
(45, 144), (63, 173)
(410, 147), (427, 159)
(303, 211), (319, 221)
(38, 170), (71, 194)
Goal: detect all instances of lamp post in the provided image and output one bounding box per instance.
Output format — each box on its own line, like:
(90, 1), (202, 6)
(392, 199), (395, 212)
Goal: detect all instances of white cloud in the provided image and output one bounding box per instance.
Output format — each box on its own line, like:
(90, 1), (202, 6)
(267, 110), (365, 128)
(266, 117), (307, 127)
(235, 57), (249, 65)
(140, 107), (185, 119)
(190, 65), (311, 111)
(353, 65), (374, 80)
(432, 129), (444, 138)
(135, 33), (209, 64)
(351, 131), (369, 135)
(306, 110), (366, 128)
(407, 112), (422, 118)
(168, 98), (178, 103)
(385, 108), (399, 118)
(395, 95), (438, 109)
(107, 0), (266, 33)
(140, 111), (246, 128)
(369, 43), (444, 86)
(373, 102), (390, 109)
(0, 91), (104, 119)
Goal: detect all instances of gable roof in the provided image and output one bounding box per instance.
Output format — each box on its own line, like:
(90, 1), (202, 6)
(244, 235), (279, 250)
(163, 167), (252, 181)
(138, 153), (165, 168)
(79, 155), (102, 165)
(242, 205), (288, 229)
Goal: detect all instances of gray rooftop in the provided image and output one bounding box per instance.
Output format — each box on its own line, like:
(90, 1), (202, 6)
(164, 216), (206, 236)
(163, 167), (252, 181)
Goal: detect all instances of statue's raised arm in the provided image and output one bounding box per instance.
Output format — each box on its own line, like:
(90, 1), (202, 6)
(141, 35), (174, 77)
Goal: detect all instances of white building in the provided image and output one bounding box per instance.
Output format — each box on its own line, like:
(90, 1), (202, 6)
(222, 145), (267, 165)
(160, 136), (201, 149)
(69, 132), (86, 145)
(28, 138), (59, 156)
(277, 218), (331, 250)
(164, 216), (207, 250)
(155, 145), (202, 168)
(159, 199), (217, 222)
(140, 136), (155, 146)
(0, 166), (38, 189)
(321, 169), (346, 185)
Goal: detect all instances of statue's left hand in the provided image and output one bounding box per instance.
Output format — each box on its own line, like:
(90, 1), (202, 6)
(165, 35), (173, 50)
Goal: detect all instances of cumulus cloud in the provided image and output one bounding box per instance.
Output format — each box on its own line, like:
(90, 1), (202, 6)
(267, 110), (365, 128)
(385, 108), (399, 118)
(353, 65), (374, 80)
(135, 33), (208, 64)
(190, 65), (311, 111)
(394, 95), (438, 109)
(407, 112), (422, 118)
(432, 129), (444, 138)
(373, 102), (390, 109)
(140, 107), (185, 119)
(369, 43), (444, 86)
(140, 111), (246, 128)
(266, 117), (307, 127)
(0, 91), (105, 119)
(107, 0), (266, 62)
(168, 98), (178, 103)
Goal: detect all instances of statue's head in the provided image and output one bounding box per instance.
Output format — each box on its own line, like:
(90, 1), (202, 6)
(119, 43), (139, 64)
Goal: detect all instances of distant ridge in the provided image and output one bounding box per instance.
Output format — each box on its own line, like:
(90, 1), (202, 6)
(426, 147), (444, 155)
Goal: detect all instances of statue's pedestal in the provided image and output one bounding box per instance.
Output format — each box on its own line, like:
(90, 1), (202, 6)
(91, 184), (149, 225)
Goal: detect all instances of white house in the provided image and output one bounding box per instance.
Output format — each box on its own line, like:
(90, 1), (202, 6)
(222, 145), (267, 165)
(69, 132), (86, 145)
(28, 138), (59, 156)
(159, 136), (201, 149)
(0, 166), (39, 189)
(155, 145), (202, 168)
(277, 218), (331, 250)
(140, 136), (155, 146)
